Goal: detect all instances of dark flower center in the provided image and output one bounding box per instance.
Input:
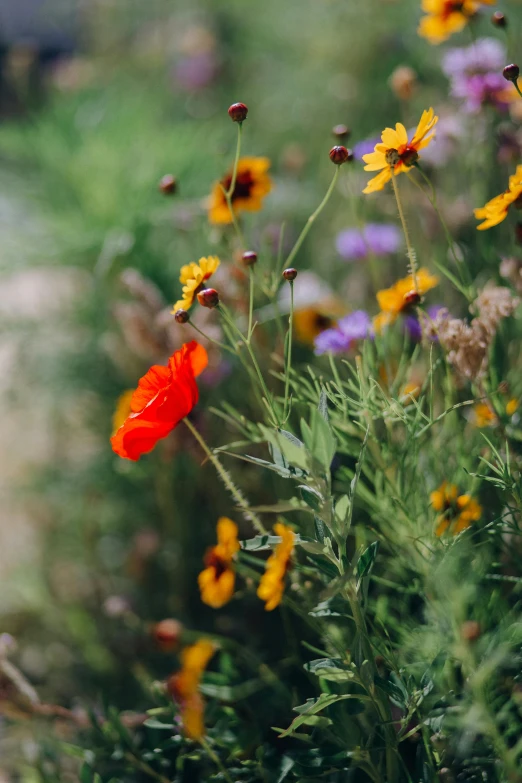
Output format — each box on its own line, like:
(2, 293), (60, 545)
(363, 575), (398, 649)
(205, 549), (229, 579)
(443, 1), (465, 19)
(314, 314), (334, 331)
(222, 170), (255, 202)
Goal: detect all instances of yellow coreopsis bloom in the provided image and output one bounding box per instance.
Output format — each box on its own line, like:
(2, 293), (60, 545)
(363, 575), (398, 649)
(506, 398), (519, 416)
(362, 108), (438, 194)
(168, 640), (215, 740)
(418, 0), (496, 45)
(257, 522), (295, 611)
(373, 268), (439, 331)
(474, 165), (522, 230)
(172, 256), (220, 312)
(198, 517), (240, 609)
(208, 157), (272, 225)
(430, 481), (482, 536)
(474, 402), (496, 427)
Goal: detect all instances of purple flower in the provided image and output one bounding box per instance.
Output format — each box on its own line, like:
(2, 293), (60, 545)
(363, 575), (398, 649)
(314, 310), (371, 355)
(336, 224), (402, 261)
(442, 38), (505, 78)
(442, 38), (513, 114)
(353, 138), (380, 160)
(404, 305), (445, 341)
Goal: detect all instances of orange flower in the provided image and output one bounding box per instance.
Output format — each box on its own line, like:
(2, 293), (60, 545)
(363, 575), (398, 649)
(198, 518), (239, 608)
(208, 157), (272, 224)
(473, 402), (496, 427)
(257, 523), (295, 611)
(474, 165), (522, 230)
(111, 341), (208, 460)
(430, 481), (482, 536)
(362, 108), (438, 194)
(374, 268), (439, 331)
(418, 1), (496, 45)
(168, 640), (215, 740)
(506, 398), (519, 416)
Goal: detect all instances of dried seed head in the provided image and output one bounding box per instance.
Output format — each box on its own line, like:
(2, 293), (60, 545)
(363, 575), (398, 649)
(197, 287), (220, 308)
(503, 63), (520, 82)
(385, 148), (400, 166)
(159, 174), (177, 195)
(174, 308), (189, 324)
(329, 145), (351, 164)
(152, 619), (183, 652)
(491, 11), (507, 27)
(228, 102), (248, 122)
(332, 123), (350, 140)
(282, 267), (298, 281)
(461, 620), (481, 642)
(241, 250), (258, 267)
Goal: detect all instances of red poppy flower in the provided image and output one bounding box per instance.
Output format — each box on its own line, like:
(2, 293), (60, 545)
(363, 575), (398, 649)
(111, 341), (208, 460)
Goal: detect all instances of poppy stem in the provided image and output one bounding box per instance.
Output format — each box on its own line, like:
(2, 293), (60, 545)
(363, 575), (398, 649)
(390, 170), (418, 294)
(183, 417), (267, 535)
(283, 166), (340, 269)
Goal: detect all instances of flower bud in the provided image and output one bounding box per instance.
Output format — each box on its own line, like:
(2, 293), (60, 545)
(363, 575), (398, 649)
(332, 124), (350, 140)
(503, 63), (520, 83)
(461, 620), (481, 642)
(491, 11), (507, 27)
(389, 65), (417, 101)
(228, 102), (248, 122)
(159, 174), (177, 195)
(241, 250), (258, 267)
(282, 267), (297, 281)
(329, 145), (351, 164)
(152, 619), (183, 652)
(197, 287), (220, 308)
(174, 308), (189, 324)
(400, 146), (419, 167)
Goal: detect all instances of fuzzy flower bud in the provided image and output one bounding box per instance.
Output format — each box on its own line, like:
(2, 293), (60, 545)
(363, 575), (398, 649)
(332, 124), (350, 140)
(197, 288), (220, 308)
(491, 11), (507, 27)
(152, 619), (183, 652)
(282, 268), (297, 281)
(503, 63), (520, 83)
(174, 308), (189, 324)
(228, 102), (248, 122)
(241, 250), (258, 267)
(389, 65), (417, 101)
(460, 621), (481, 642)
(159, 174), (177, 195)
(329, 145), (352, 164)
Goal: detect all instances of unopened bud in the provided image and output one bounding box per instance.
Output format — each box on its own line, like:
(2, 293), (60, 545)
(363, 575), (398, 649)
(503, 63), (520, 83)
(332, 124), (350, 140)
(400, 146), (419, 167)
(282, 267), (297, 281)
(159, 174), (177, 195)
(152, 619), (183, 652)
(197, 288), (220, 308)
(329, 145), (351, 164)
(228, 102), (248, 122)
(492, 11), (507, 27)
(174, 309), (189, 324)
(389, 65), (417, 101)
(241, 250), (258, 267)
(461, 620), (481, 642)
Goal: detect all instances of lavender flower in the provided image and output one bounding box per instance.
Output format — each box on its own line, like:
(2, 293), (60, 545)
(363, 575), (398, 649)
(353, 138), (380, 160)
(442, 39), (514, 114)
(336, 224), (402, 261)
(314, 310), (371, 355)
(404, 305), (446, 341)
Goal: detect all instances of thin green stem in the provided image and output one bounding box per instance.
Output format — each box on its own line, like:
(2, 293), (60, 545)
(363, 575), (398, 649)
(188, 321), (236, 356)
(284, 166), (341, 269)
(124, 753), (170, 783)
(390, 170), (418, 292)
(221, 123), (245, 248)
(247, 267), (255, 341)
(183, 417), (267, 534)
(514, 79), (522, 101)
(200, 738), (235, 783)
(283, 281), (294, 422)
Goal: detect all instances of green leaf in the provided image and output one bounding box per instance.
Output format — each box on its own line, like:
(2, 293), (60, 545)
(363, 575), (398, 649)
(280, 693), (366, 737)
(299, 485), (323, 511)
(318, 388), (329, 422)
(304, 658), (356, 682)
(241, 533), (323, 554)
(262, 426), (309, 472)
(199, 679), (263, 700)
(357, 541), (379, 580)
(313, 514), (326, 543)
(143, 719), (174, 730)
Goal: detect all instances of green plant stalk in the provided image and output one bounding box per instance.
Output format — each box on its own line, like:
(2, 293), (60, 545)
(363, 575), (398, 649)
(221, 123), (245, 248)
(248, 267), (255, 340)
(282, 280), (294, 422)
(284, 166), (341, 269)
(188, 320), (236, 355)
(391, 170), (418, 293)
(200, 738), (235, 783)
(183, 417), (267, 534)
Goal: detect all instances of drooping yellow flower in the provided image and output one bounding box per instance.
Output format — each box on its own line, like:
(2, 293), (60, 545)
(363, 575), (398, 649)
(418, 0), (496, 45)
(474, 402), (496, 427)
(506, 398), (519, 416)
(208, 157), (272, 225)
(430, 481), (482, 536)
(373, 268), (439, 331)
(172, 256), (220, 312)
(362, 109), (438, 194)
(168, 639), (215, 740)
(474, 165), (522, 231)
(198, 517), (239, 609)
(257, 523), (295, 611)
(293, 299), (346, 345)
(112, 390), (134, 435)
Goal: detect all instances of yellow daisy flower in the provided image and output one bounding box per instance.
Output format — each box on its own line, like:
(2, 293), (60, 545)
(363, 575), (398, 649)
(418, 0), (496, 45)
(168, 640), (215, 740)
(430, 481), (482, 536)
(474, 402), (496, 427)
(198, 517), (239, 609)
(362, 108), (438, 194)
(506, 398), (519, 416)
(257, 523), (295, 612)
(374, 268), (439, 331)
(208, 157), (272, 225)
(172, 256), (220, 312)
(474, 165), (522, 230)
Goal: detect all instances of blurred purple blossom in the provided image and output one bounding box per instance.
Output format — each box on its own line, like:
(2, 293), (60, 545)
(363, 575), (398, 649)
(442, 38), (513, 113)
(404, 305), (446, 341)
(173, 52), (219, 92)
(336, 224), (402, 261)
(419, 115), (464, 167)
(314, 310), (371, 355)
(353, 138), (380, 160)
